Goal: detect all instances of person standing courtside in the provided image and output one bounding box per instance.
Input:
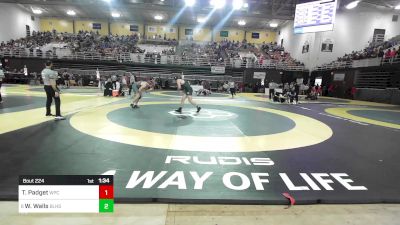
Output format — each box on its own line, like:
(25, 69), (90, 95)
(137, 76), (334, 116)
(229, 80), (236, 98)
(0, 67), (4, 104)
(128, 73), (136, 96)
(42, 61), (65, 120)
(268, 80), (275, 100)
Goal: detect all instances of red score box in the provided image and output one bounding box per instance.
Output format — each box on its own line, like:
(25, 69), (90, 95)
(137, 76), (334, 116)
(99, 185), (114, 199)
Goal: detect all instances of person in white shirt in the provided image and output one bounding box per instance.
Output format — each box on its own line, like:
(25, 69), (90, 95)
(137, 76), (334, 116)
(115, 80), (121, 95)
(0, 68), (4, 104)
(268, 81), (275, 100)
(121, 74), (128, 95)
(128, 73), (137, 96)
(229, 80), (236, 98)
(111, 74), (117, 89)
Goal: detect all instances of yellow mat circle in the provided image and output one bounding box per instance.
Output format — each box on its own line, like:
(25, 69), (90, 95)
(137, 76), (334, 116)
(70, 102), (333, 152)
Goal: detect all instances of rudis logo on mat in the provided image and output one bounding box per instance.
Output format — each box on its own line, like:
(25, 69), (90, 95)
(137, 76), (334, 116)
(125, 155), (368, 192)
(165, 156), (274, 166)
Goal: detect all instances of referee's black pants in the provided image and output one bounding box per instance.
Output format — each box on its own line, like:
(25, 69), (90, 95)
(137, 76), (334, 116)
(44, 85), (61, 116)
(0, 82), (2, 102)
(269, 88), (275, 99)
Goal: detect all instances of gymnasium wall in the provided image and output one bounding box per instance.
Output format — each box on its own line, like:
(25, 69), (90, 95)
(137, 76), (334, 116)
(245, 30), (276, 44)
(74, 20), (109, 36)
(277, 4), (400, 69)
(35, 18), (277, 44)
(213, 28), (246, 42)
(40, 18), (73, 33)
(145, 25), (178, 40)
(0, 3), (40, 42)
(179, 27), (213, 42)
(110, 22), (144, 36)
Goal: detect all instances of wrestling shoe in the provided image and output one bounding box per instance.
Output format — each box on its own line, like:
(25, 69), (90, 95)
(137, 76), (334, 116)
(196, 106), (201, 113)
(54, 116), (66, 121)
(175, 107), (182, 113)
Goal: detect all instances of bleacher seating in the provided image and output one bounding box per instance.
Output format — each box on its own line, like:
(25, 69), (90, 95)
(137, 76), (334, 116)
(0, 31), (305, 71)
(316, 36), (400, 70)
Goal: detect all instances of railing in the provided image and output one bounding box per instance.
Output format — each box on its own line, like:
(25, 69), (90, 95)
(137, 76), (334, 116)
(55, 68), (243, 83)
(139, 39), (178, 46)
(314, 61), (353, 71)
(382, 56), (400, 65)
(314, 55), (400, 71)
(0, 48), (308, 71)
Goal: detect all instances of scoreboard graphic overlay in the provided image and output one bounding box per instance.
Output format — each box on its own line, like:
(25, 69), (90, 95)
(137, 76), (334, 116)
(19, 175), (114, 213)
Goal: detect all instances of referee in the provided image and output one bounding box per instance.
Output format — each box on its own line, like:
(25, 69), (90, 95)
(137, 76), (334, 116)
(42, 61), (65, 120)
(0, 67), (4, 104)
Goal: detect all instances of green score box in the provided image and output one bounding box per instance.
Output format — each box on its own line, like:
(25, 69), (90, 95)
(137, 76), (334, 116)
(99, 199), (114, 213)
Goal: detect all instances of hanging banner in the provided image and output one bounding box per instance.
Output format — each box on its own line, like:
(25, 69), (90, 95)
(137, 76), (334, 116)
(302, 41), (310, 53)
(148, 26), (157, 33)
(211, 66), (225, 74)
(321, 38), (334, 52)
(163, 27), (176, 33)
(253, 72), (266, 79)
(333, 73), (345, 81)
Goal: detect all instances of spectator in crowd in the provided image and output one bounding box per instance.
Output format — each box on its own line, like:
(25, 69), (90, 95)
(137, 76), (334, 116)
(76, 74), (83, 86)
(389, 48), (397, 62)
(62, 70), (70, 88)
(104, 78), (113, 97)
(378, 49), (385, 58)
(328, 84), (335, 97)
(229, 80), (236, 98)
(305, 86), (318, 100)
(350, 86), (357, 100)
(294, 82), (300, 104)
(268, 81), (277, 99)
(111, 74), (117, 89)
(385, 49), (392, 59)
(128, 73), (136, 96)
(121, 74), (128, 92)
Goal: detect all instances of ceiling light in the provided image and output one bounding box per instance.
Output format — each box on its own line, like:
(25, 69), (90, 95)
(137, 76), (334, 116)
(233, 0), (243, 10)
(345, 1), (360, 9)
(395, 4), (400, 10)
(197, 17), (206, 23)
(32, 9), (42, 14)
(66, 10), (76, 16)
(111, 12), (121, 18)
(102, 0), (111, 2)
(210, 0), (226, 9)
(154, 15), (163, 20)
(243, 2), (248, 8)
(185, 0), (196, 7)
(238, 20), (246, 26)
(269, 23), (278, 28)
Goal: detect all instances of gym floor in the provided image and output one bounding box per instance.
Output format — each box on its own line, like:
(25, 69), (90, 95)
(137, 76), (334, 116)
(0, 84), (400, 224)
